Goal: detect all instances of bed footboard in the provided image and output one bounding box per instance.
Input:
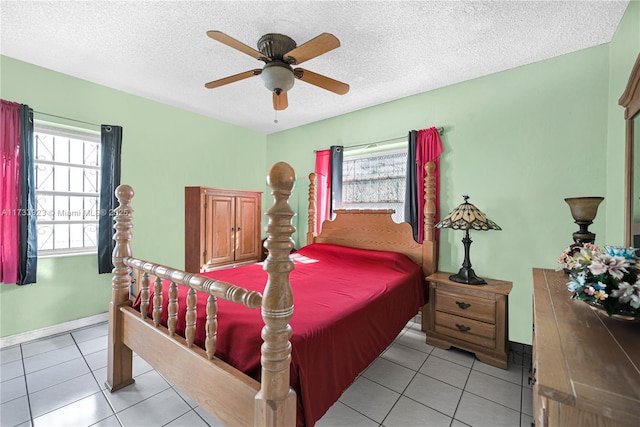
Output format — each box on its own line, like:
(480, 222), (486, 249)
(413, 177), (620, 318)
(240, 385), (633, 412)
(106, 162), (298, 427)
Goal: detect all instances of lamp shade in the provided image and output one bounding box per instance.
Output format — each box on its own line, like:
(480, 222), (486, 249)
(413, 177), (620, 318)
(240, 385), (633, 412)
(436, 195), (501, 231)
(564, 196), (604, 244)
(436, 195), (500, 285)
(564, 197), (603, 222)
(261, 62), (295, 94)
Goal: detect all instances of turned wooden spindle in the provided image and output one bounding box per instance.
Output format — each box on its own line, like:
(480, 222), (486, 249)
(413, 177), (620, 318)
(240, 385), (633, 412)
(153, 277), (163, 327)
(106, 184), (135, 392)
(205, 295), (218, 360)
(255, 162), (297, 427)
(140, 272), (149, 320)
(168, 282), (178, 335)
(424, 162), (436, 242)
(307, 172), (316, 245)
(185, 288), (197, 347)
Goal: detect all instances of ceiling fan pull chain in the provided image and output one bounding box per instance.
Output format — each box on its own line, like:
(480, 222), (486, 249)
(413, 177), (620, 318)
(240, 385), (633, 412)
(274, 109), (278, 124)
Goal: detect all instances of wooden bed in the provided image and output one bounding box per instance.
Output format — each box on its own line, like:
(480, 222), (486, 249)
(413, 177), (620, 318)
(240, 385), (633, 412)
(106, 161), (438, 427)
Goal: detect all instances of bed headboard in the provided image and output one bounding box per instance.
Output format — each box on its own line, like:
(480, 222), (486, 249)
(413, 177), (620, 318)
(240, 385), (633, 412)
(306, 162), (438, 277)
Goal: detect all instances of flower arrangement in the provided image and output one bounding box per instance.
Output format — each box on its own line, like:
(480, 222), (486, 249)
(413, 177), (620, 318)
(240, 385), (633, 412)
(558, 243), (640, 317)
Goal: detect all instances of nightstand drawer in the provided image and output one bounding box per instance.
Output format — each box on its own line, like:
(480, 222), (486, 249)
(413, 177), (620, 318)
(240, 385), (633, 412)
(435, 311), (496, 348)
(435, 289), (496, 323)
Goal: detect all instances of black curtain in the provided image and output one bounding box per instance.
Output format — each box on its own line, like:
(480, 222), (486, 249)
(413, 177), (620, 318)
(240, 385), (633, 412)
(404, 131), (419, 241)
(98, 125), (123, 274)
(18, 104), (37, 285)
(329, 145), (343, 212)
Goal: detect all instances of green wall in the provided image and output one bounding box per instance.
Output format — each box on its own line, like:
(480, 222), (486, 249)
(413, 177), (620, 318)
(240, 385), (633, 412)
(0, 56), (267, 337)
(266, 43), (622, 346)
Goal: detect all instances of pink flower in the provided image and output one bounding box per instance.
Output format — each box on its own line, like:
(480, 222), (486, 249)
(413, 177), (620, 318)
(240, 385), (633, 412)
(589, 254), (628, 280)
(583, 243), (599, 251)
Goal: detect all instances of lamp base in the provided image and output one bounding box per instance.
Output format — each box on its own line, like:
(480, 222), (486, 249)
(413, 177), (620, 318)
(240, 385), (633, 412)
(572, 221), (596, 244)
(449, 267), (487, 285)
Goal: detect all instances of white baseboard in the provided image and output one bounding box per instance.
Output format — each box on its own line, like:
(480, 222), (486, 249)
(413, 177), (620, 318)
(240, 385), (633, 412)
(0, 312), (109, 349)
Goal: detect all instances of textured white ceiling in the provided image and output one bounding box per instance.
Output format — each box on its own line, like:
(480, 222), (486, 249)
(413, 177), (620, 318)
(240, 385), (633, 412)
(0, 1), (629, 134)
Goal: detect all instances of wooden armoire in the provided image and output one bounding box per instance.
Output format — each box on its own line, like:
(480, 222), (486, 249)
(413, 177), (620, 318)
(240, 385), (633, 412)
(185, 187), (262, 272)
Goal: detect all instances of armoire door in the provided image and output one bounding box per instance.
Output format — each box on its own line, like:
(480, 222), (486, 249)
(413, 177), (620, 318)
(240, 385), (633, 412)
(204, 194), (235, 268)
(234, 195), (261, 262)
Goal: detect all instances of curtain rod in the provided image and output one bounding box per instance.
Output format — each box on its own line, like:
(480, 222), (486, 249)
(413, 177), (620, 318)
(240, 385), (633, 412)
(314, 126), (444, 153)
(34, 111), (101, 128)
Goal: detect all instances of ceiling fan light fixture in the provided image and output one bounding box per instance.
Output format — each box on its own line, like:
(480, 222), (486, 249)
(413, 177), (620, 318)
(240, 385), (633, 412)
(261, 62), (295, 94)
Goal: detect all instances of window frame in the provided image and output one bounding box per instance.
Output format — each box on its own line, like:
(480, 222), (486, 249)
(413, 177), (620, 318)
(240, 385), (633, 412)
(341, 146), (408, 223)
(33, 123), (101, 258)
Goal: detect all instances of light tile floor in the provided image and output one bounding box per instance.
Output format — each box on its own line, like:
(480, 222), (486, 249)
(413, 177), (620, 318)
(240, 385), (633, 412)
(1, 317), (533, 427)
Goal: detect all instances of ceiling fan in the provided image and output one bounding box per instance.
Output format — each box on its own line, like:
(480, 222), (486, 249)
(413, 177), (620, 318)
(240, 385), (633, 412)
(204, 31), (350, 111)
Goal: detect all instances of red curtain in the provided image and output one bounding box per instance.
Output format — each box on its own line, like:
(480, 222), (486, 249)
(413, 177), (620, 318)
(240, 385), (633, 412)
(416, 127), (444, 243)
(314, 150), (331, 236)
(1, 100), (22, 284)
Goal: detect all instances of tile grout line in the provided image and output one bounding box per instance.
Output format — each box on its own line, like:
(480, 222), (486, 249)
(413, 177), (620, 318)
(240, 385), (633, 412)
(104, 371), (176, 425)
(362, 346), (529, 426)
(73, 331), (123, 427)
(447, 356), (473, 423)
(15, 328), (113, 427)
(518, 359), (528, 427)
(28, 341), (103, 424)
(374, 322), (432, 426)
(361, 347), (460, 426)
(378, 370), (419, 426)
(18, 343), (34, 427)
(168, 385), (212, 426)
(159, 406), (194, 427)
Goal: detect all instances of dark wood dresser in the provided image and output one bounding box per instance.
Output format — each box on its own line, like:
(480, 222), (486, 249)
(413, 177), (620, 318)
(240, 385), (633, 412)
(532, 268), (640, 426)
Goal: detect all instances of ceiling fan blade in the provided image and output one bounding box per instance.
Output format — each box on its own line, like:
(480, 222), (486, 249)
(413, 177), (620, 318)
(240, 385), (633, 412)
(207, 31), (269, 61)
(294, 68), (349, 95)
(204, 69), (261, 89)
(273, 92), (288, 111)
(284, 33), (340, 65)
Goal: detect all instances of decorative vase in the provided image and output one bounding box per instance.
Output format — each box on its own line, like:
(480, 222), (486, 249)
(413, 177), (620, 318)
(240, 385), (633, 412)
(564, 197), (604, 244)
(588, 303), (640, 323)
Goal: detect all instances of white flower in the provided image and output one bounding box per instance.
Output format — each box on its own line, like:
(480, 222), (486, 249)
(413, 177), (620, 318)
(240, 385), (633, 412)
(566, 274), (586, 292)
(610, 282), (640, 309)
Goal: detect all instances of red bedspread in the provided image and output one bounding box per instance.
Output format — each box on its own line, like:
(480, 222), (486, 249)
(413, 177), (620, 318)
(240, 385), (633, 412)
(135, 243), (426, 426)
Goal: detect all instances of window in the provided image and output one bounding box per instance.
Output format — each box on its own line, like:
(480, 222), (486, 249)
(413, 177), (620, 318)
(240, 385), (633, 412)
(34, 124), (101, 255)
(341, 149), (407, 223)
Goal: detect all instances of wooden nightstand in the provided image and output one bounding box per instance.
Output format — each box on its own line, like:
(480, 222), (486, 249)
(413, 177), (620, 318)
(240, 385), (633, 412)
(425, 272), (512, 369)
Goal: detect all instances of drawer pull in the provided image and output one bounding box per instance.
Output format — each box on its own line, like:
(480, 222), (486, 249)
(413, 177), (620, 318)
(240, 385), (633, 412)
(455, 301), (471, 309)
(455, 323), (471, 332)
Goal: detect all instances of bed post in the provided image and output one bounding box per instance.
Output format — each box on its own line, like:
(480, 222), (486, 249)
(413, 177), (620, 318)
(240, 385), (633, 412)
(422, 161), (437, 276)
(255, 162), (297, 427)
(306, 172), (316, 245)
(421, 162), (437, 332)
(105, 185), (135, 392)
